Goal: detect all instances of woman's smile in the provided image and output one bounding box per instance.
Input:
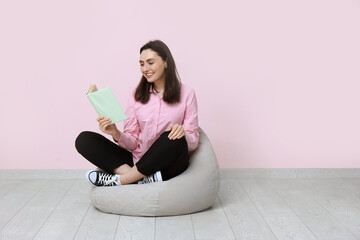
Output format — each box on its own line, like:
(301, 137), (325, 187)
(145, 72), (153, 79)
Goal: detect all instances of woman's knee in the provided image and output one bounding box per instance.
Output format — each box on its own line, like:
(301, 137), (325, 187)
(158, 131), (188, 151)
(75, 131), (94, 153)
(160, 131), (186, 143)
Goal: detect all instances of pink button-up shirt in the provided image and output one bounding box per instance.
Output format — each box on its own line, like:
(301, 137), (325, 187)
(117, 84), (199, 164)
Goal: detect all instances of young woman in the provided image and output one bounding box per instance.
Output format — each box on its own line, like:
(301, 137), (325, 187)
(75, 40), (199, 186)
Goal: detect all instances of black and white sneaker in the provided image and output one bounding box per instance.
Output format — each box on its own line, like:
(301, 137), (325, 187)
(86, 170), (119, 187)
(138, 171), (163, 184)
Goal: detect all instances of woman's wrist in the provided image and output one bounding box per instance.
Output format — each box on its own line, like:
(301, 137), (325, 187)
(112, 129), (121, 142)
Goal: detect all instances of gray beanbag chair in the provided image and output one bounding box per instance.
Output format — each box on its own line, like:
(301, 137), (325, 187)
(90, 128), (220, 216)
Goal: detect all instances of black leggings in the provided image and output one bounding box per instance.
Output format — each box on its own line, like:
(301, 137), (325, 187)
(75, 131), (189, 181)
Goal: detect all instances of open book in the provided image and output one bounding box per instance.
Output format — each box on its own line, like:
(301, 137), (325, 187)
(86, 84), (127, 124)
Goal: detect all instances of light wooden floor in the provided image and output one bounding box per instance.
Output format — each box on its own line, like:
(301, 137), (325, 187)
(1, 176), (360, 239)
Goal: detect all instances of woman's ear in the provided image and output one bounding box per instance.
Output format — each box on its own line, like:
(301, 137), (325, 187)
(165, 58), (168, 68)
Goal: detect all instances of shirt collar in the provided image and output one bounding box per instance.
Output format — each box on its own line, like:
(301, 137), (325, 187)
(149, 85), (163, 99)
(149, 85), (160, 95)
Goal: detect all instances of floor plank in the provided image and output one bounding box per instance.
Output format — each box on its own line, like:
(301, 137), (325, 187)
(240, 179), (318, 240)
(155, 214), (195, 240)
(0, 180), (48, 230)
(0, 180), (74, 240)
(269, 179), (358, 240)
(191, 198), (236, 240)
(321, 178), (360, 208)
(219, 179), (277, 240)
(39, 180), (91, 222)
(0, 180), (20, 199)
(295, 179), (360, 239)
(33, 180), (91, 240)
(114, 215), (155, 240)
(74, 204), (119, 240)
(34, 221), (81, 240)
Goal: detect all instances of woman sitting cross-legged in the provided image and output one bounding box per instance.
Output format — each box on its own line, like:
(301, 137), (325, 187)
(75, 40), (199, 186)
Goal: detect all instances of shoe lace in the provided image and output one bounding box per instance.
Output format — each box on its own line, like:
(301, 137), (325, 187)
(138, 175), (155, 184)
(98, 173), (118, 186)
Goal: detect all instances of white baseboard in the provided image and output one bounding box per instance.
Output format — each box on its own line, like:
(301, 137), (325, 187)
(0, 169), (89, 180)
(220, 168), (360, 179)
(1, 168), (360, 180)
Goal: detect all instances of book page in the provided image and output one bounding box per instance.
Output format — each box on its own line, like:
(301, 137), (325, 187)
(87, 84), (98, 95)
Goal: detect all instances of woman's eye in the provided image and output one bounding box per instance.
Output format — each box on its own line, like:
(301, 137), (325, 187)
(149, 62), (154, 65)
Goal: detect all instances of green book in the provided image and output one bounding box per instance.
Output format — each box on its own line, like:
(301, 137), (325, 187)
(86, 84), (127, 124)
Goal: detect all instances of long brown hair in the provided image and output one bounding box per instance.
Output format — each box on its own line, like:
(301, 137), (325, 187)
(135, 40), (181, 104)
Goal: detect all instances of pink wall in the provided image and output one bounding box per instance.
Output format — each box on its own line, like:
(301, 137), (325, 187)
(1, 0), (359, 169)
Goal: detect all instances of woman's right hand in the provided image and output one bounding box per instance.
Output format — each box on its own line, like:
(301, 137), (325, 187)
(97, 116), (121, 141)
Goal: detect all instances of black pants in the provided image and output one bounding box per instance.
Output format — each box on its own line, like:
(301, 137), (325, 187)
(75, 131), (189, 181)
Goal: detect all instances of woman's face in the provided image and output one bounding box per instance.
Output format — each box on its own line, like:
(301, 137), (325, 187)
(139, 49), (167, 84)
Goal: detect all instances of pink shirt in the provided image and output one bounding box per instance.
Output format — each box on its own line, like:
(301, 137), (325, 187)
(117, 84), (199, 164)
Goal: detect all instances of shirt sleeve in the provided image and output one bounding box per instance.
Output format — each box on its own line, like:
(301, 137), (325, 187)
(116, 92), (139, 151)
(183, 88), (199, 152)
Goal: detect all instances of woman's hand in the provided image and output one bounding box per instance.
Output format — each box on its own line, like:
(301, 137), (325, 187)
(167, 124), (185, 140)
(97, 116), (120, 141)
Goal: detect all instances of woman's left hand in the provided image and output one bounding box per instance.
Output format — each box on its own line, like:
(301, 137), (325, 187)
(167, 124), (185, 140)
